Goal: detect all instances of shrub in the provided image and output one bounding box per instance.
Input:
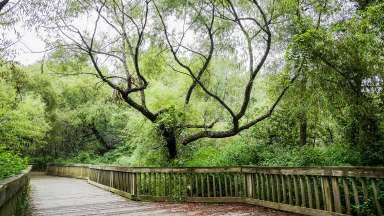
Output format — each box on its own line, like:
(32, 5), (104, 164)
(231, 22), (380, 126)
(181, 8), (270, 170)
(0, 147), (28, 180)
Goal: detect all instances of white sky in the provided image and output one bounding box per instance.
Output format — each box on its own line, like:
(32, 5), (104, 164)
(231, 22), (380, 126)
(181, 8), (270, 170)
(11, 13), (186, 66)
(10, 1), (357, 67)
(14, 29), (46, 65)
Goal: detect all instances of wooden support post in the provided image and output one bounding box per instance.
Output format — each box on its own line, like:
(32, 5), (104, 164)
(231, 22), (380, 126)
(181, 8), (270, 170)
(195, 174), (199, 197)
(234, 174), (239, 197)
(313, 177), (320, 210)
(224, 174), (228, 197)
(331, 177), (342, 213)
(213, 175), (216, 197)
(132, 173), (137, 196)
(342, 178), (351, 215)
(246, 174), (253, 198)
(218, 174), (222, 197)
(261, 174), (265, 200)
(276, 175), (281, 203)
(293, 176), (300, 206)
(360, 178), (369, 203)
(282, 175), (287, 204)
(266, 174), (271, 201)
(229, 175), (233, 197)
(299, 176), (306, 207)
(288, 175), (293, 205)
(272, 175), (277, 202)
(110, 171), (113, 188)
(322, 177), (333, 212)
(306, 176), (313, 209)
(371, 178), (383, 216)
(207, 174), (211, 197)
(256, 174), (260, 199)
(351, 178), (360, 215)
(201, 174), (205, 197)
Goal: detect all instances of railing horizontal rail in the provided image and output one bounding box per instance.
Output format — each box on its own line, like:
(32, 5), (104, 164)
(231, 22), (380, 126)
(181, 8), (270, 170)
(47, 164), (384, 216)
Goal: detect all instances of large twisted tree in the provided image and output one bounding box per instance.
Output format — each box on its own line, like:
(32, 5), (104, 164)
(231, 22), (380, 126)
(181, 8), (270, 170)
(46, 0), (297, 159)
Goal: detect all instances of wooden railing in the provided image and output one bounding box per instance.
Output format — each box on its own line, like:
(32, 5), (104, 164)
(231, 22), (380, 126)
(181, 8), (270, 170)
(0, 166), (31, 216)
(47, 164), (384, 216)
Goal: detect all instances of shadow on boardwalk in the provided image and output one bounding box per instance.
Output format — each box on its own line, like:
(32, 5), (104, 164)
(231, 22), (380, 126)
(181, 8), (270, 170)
(29, 173), (301, 216)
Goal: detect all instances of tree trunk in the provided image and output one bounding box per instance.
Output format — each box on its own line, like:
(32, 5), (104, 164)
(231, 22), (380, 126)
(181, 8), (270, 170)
(159, 125), (178, 160)
(300, 112), (307, 146)
(90, 123), (114, 155)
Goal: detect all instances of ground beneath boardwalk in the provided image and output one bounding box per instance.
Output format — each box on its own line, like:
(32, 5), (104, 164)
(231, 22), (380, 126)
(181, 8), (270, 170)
(29, 173), (301, 216)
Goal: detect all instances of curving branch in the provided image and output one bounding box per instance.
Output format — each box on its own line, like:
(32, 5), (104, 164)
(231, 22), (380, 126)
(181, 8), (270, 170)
(182, 74), (298, 145)
(0, 0), (9, 12)
(55, 0), (157, 122)
(154, 1), (236, 119)
(184, 2), (216, 104)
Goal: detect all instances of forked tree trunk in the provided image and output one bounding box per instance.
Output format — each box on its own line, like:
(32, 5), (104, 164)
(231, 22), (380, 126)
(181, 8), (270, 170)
(159, 125), (178, 160)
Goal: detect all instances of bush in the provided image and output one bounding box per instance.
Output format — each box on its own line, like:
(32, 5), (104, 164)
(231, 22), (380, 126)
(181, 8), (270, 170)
(216, 142), (261, 166)
(258, 143), (361, 167)
(0, 148), (28, 180)
(182, 140), (361, 167)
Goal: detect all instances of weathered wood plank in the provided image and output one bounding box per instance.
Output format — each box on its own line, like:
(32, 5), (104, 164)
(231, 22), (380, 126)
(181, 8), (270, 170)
(271, 175), (276, 202)
(351, 178), (360, 215)
(201, 174), (205, 197)
(306, 176), (313, 209)
(342, 178), (351, 215)
(256, 173), (260, 199)
(300, 176), (306, 207)
(212, 174), (216, 197)
(331, 177), (342, 213)
(266, 174), (271, 201)
(288, 175), (293, 205)
(293, 176), (300, 206)
(282, 175), (287, 204)
(234, 174), (239, 197)
(360, 178), (369, 203)
(261, 174), (266, 200)
(322, 177), (333, 212)
(276, 175), (281, 203)
(371, 178), (383, 216)
(207, 174), (211, 197)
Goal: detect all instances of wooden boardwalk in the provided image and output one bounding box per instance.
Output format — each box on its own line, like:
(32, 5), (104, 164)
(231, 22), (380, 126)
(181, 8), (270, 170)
(29, 173), (299, 216)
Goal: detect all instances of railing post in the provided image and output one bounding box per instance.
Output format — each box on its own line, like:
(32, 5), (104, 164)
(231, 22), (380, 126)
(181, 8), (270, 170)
(132, 173), (137, 196)
(322, 176), (333, 212)
(371, 178), (383, 216)
(110, 171), (114, 188)
(246, 173), (253, 198)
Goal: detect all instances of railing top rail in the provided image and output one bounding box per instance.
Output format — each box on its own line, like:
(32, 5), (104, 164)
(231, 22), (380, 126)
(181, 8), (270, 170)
(0, 166), (32, 187)
(47, 163), (92, 168)
(48, 164), (384, 178)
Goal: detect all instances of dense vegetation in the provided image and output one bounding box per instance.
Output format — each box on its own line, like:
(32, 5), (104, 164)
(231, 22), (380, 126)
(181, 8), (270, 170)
(0, 0), (383, 177)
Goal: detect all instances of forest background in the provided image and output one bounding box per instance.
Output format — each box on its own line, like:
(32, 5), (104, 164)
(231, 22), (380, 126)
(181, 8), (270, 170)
(0, 0), (383, 179)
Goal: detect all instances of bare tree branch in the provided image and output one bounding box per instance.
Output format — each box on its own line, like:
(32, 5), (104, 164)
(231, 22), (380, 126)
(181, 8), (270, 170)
(0, 0), (9, 13)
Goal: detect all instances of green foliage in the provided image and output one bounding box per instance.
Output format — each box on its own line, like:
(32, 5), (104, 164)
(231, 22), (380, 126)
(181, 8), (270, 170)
(0, 64), (50, 155)
(156, 106), (185, 130)
(2, 0), (383, 169)
(0, 146), (28, 180)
